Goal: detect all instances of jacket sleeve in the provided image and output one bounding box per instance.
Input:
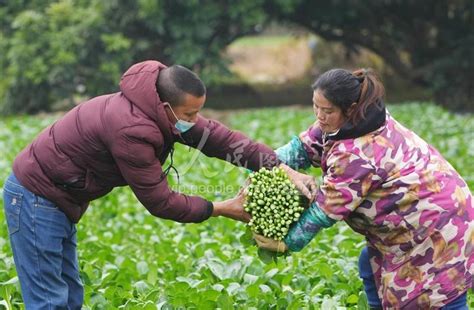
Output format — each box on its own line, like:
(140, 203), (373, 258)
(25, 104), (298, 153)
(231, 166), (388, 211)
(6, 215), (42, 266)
(180, 115), (280, 171)
(275, 136), (311, 170)
(315, 148), (378, 221)
(298, 122), (324, 168)
(284, 201), (336, 252)
(110, 126), (213, 223)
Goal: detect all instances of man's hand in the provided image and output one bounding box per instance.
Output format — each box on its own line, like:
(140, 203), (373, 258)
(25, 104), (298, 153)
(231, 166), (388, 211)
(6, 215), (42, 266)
(212, 189), (250, 223)
(279, 163), (317, 201)
(253, 233), (288, 253)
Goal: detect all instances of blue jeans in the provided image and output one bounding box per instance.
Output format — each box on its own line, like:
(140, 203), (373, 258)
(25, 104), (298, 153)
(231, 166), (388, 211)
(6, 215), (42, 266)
(3, 173), (83, 309)
(358, 247), (468, 309)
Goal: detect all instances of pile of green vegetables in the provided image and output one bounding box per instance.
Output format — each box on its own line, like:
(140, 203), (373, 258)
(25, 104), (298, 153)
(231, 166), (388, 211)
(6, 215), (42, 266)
(244, 167), (305, 241)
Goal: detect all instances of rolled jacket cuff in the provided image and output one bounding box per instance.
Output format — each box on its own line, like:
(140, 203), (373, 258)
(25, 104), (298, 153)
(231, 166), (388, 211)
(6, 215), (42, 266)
(199, 201), (214, 222)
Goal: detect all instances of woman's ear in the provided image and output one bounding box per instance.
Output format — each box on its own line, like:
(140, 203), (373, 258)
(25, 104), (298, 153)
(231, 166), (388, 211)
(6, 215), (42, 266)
(345, 102), (357, 117)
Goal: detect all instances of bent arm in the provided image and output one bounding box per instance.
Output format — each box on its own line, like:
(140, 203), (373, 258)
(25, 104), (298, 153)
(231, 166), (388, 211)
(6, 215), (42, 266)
(111, 126), (213, 223)
(284, 201), (336, 252)
(181, 115), (280, 171)
(275, 136), (311, 170)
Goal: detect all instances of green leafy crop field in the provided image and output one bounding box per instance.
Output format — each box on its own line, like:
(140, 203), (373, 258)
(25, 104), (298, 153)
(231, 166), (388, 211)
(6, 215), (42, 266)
(1, 103), (473, 309)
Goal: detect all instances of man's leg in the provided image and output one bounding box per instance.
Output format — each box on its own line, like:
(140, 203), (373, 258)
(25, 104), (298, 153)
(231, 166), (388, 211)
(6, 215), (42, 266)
(62, 225), (84, 309)
(358, 246), (383, 309)
(3, 174), (77, 309)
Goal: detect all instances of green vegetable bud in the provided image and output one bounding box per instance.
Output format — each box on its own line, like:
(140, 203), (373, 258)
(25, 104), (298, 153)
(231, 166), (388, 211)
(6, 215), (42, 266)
(244, 167), (304, 240)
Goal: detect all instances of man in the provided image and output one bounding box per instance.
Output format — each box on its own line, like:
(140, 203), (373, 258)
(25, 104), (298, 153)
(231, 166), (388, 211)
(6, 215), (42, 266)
(3, 60), (315, 309)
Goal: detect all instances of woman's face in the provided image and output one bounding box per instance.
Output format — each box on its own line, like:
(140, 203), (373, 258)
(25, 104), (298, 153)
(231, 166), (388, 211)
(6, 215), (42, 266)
(312, 90), (347, 133)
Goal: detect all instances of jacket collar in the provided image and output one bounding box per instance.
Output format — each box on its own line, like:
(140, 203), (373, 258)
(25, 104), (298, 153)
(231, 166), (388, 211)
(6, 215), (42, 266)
(327, 101), (387, 141)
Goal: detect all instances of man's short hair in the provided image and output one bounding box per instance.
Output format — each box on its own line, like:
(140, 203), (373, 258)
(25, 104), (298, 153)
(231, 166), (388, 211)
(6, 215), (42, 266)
(156, 65), (206, 106)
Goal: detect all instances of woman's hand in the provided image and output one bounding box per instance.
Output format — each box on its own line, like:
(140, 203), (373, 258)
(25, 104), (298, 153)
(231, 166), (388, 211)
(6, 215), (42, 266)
(253, 233), (288, 253)
(279, 163), (318, 201)
(212, 189), (250, 223)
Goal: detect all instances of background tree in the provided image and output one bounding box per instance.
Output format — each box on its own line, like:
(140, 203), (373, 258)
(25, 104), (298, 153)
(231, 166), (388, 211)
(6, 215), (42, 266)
(0, 0), (266, 114)
(1, 0), (472, 114)
(0, 1), (122, 114)
(265, 0), (474, 112)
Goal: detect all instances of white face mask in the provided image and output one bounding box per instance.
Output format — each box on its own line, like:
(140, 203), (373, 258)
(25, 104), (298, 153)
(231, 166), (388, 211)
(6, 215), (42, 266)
(164, 103), (196, 133)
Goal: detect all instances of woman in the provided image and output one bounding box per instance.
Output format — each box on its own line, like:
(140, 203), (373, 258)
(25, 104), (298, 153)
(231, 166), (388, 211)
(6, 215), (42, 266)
(254, 68), (473, 309)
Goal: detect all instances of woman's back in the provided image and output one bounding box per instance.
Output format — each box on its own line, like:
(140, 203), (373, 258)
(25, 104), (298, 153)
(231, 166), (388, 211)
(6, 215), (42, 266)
(337, 112), (474, 308)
